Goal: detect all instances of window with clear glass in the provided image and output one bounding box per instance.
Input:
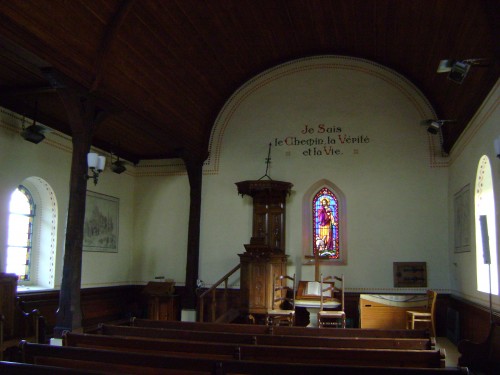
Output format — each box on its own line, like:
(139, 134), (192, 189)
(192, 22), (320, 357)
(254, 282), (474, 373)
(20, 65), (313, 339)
(6, 185), (35, 281)
(474, 155), (498, 295)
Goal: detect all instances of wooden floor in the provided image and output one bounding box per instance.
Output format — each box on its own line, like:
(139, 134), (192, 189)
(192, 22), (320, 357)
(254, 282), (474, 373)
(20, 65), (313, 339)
(436, 337), (459, 367)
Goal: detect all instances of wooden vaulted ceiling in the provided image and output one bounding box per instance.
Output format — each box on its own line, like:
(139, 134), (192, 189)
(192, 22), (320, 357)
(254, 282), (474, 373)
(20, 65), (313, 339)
(0, 0), (498, 164)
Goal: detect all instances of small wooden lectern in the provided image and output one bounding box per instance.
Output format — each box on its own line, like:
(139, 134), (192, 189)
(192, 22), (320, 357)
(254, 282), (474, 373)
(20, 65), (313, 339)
(143, 281), (178, 321)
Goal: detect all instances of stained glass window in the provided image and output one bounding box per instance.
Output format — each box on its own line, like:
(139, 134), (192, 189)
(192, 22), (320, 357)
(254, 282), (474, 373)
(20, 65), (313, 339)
(312, 187), (339, 259)
(6, 185), (35, 281)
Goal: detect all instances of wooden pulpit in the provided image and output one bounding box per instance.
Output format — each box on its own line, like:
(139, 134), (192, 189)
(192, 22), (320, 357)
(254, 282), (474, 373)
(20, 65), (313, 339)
(236, 179), (293, 319)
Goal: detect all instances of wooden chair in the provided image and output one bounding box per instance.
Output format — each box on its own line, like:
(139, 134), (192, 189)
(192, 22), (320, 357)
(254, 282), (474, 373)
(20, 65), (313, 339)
(318, 274), (346, 328)
(406, 290), (437, 337)
(265, 274), (296, 326)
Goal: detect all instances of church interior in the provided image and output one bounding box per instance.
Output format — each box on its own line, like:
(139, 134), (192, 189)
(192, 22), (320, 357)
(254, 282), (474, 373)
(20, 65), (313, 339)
(0, 1), (499, 373)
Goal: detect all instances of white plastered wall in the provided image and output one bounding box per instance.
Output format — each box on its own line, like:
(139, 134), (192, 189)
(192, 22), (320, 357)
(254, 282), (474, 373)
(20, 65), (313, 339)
(448, 79), (500, 311)
(0, 108), (136, 289)
(196, 56), (450, 292)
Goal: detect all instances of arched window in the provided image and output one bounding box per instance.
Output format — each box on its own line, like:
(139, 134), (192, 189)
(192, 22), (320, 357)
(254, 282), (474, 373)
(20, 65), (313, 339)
(303, 180), (346, 264)
(7, 185), (35, 281)
(313, 187), (339, 259)
(474, 156), (498, 295)
(4, 177), (57, 289)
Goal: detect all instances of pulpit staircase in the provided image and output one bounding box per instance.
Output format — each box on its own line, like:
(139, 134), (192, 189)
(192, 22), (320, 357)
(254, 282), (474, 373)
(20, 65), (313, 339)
(198, 264), (242, 323)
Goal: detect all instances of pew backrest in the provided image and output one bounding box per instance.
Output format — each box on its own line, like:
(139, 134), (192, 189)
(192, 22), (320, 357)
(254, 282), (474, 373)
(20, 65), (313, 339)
(64, 332), (446, 368)
(19, 342), (468, 375)
(101, 323), (434, 349)
(131, 318), (429, 338)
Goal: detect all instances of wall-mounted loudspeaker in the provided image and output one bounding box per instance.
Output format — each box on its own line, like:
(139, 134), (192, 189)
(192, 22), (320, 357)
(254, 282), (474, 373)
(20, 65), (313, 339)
(479, 215), (490, 265)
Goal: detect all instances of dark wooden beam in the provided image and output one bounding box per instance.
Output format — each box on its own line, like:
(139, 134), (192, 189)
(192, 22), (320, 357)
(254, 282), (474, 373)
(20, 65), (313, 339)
(42, 68), (107, 337)
(0, 85), (56, 97)
(180, 149), (208, 309)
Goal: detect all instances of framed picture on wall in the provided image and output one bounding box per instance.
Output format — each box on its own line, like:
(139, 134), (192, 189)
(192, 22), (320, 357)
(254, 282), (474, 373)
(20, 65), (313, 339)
(454, 184), (470, 253)
(83, 191), (119, 252)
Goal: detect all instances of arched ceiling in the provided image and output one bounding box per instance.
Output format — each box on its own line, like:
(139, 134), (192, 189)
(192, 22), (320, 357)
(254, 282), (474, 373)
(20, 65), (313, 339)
(0, 0), (498, 164)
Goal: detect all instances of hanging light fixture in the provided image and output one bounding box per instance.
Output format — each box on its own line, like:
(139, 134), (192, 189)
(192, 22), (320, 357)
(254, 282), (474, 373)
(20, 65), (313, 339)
(110, 152), (127, 174)
(20, 101), (50, 144)
(111, 159), (126, 174)
(86, 152), (106, 185)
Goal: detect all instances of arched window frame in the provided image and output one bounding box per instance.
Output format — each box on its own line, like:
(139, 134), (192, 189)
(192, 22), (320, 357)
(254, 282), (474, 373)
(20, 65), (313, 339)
(302, 179), (347, 265)
(474, 155), (498, 295)
(4, 177), (57, 289)
(7, 185), (35, 281)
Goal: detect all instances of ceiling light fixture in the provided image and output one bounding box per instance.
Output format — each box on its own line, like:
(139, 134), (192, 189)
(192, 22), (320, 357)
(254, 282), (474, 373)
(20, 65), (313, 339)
(21, 123), (46, 144)
(111, 158), (127, 174)
(109, 151), (127, 174)
(20, 102), (50, 144)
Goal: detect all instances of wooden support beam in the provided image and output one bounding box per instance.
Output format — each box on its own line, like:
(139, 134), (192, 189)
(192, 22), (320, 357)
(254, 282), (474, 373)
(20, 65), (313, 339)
(42, 68), (107, 337)
(180, 150), (207, 309)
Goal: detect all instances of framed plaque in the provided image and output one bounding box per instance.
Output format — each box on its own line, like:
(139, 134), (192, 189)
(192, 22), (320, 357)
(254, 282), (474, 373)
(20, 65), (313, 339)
(393, 262), (427, 287)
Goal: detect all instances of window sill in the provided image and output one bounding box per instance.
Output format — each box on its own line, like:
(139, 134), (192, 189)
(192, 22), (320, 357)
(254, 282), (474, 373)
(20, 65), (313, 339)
(17, 285), (53, 293)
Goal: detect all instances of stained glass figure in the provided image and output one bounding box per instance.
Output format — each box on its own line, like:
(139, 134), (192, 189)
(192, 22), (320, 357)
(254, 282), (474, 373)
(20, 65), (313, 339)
(313, 187), (339, 259)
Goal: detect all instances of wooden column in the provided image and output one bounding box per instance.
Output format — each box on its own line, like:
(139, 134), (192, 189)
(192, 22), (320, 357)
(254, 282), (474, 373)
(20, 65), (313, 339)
(44, 69), (107, 336)
(181, 153), (206, 309)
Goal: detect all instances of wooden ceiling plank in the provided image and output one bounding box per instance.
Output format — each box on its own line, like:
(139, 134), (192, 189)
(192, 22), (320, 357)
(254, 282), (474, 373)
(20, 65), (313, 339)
(129, 1), (230, 100)
(105, 52), (205, 135)
(91, 0), (137, 92)
(0, 0), (498, 160)
(0, 2), (100, 77)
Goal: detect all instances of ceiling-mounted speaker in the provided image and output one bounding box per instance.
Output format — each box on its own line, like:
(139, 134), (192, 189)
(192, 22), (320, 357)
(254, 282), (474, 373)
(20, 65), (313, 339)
(448, 61), (471, 84)
(427, 121), (442, 134)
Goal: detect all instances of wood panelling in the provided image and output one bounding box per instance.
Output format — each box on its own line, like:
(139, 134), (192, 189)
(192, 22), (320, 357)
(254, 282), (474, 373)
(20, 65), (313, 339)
(11, 286), (499, 344)
(17, 285), (143, 336)
(448, 295), (500, 343)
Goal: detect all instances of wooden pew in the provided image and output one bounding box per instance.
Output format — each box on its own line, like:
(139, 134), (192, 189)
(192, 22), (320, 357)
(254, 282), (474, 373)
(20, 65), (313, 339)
(0, 360), (96, 374)
(64, 331), (446, 368)
(131, 318), (430, 338)
(100, 323), (436, 350)
(19, 342), (470, 375)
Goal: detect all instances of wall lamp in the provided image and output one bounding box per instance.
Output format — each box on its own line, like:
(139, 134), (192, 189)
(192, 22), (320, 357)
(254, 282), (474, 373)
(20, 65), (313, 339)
(495, 136), (500, 159)
(86, 152), (106, 185)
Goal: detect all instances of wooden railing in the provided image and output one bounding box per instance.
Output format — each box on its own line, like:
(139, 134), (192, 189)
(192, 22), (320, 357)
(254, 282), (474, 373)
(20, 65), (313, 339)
(198, 264), (240, 322)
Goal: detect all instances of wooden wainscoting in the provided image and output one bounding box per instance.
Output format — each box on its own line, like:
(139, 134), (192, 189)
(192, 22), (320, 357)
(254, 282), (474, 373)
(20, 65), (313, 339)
(14, 286), (499, 344)
(449, 295), (500, 343)
(17, 285), (143, 337)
